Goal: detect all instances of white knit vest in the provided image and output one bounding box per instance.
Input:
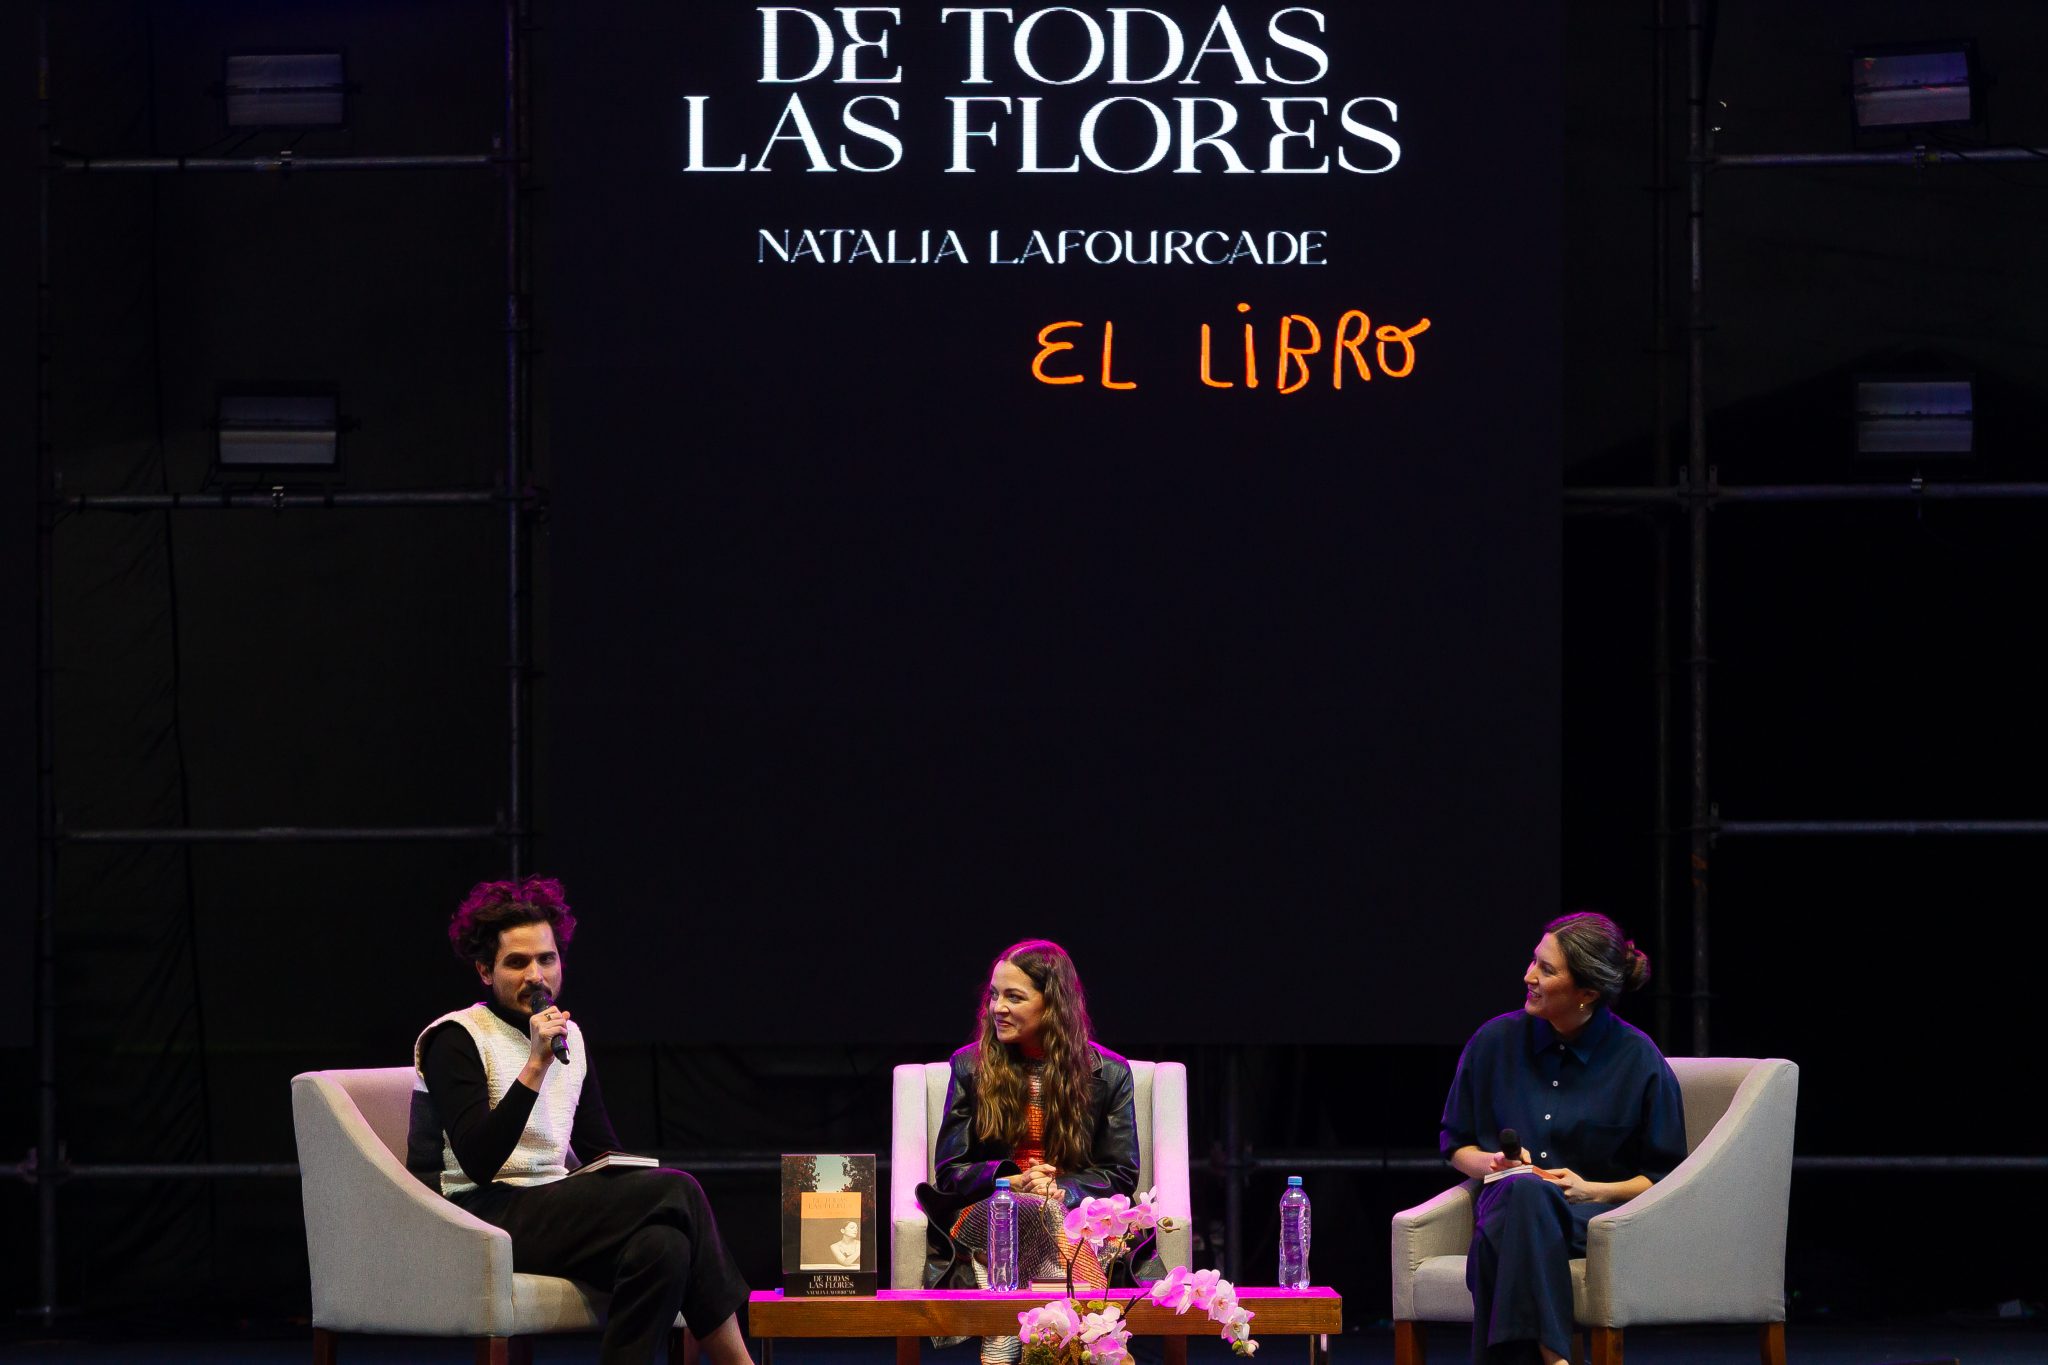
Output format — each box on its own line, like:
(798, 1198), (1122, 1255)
(413, 1002), (587, 1197)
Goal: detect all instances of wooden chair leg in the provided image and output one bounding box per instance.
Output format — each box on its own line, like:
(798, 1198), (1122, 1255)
(1759, 1322), (1786, 1365)
(1393, 1319), (1426, 1365)
(312, 1327), (339, 1365)
(896, 1334), (920, 1365)
(1572, 1328), (1586, 1364)
(1587, 1326), (1622, 1365)
(1163, 1337), (1188, 1365)
(474, 1340), (512, 1365)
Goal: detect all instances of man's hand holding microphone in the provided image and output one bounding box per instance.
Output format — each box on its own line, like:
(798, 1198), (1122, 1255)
(517, 987), (572, 1090)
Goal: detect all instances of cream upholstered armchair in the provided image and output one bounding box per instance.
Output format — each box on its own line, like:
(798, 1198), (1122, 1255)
(1391, 1057), (1798, 1365)
(889, 1059), (1193, 1289)
(292, 1067), (690, 1365)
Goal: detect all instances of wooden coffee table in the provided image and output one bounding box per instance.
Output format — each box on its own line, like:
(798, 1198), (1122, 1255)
(748, 1288), (1341, 1365)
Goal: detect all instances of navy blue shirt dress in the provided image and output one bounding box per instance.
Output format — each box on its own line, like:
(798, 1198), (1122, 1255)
(1439, 1007), (1687, 1363)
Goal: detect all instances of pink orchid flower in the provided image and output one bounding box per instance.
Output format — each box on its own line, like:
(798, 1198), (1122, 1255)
(1064, 1196), (1123, 1248)
(1077, 1303), (1123, 1341)
(1082, 1332), (1130, 1365)
(1185, 1268), (1228, 1314)
(1122, 1187), (1160, 1232)
(1077, 1302), (1128, 1363)
(1017, 1298), (1082, 1346)
(1205, 1283), (1244, 1326)
(1146, 1265), (1197, 1313)
(1143, 1266), (1259, 1358)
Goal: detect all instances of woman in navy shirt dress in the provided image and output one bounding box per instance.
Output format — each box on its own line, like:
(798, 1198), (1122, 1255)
(1439, 912), (1687, 1365)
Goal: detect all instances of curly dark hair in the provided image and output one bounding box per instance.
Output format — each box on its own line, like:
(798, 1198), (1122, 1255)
(448, 876), (577, 966)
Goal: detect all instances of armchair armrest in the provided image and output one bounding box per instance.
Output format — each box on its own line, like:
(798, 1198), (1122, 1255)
(291, 1073), (516, 1336)
(891, 1063), (934, 1290)
(1390, 1180), (1477, 1320)
(1146, 1062), (1192, 1272)
(1582, 1060), (1799, 1329)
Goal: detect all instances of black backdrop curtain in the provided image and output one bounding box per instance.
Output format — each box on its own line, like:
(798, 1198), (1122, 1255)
(7, 0), (2048, 1326)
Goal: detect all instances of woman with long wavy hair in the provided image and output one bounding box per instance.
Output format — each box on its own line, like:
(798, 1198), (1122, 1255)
(914, 941), (1142, 1364)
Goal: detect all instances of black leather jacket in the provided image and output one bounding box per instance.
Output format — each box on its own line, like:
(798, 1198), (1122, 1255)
(914, 1041), (1141, 1289)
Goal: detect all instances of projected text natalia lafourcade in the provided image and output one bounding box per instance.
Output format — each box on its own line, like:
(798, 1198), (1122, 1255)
(756, 227), (1327, 265)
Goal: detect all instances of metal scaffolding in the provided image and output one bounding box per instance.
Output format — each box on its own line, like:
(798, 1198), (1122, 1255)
(1569, 0), (2048, 1058)
(26, 0), (535, 1323)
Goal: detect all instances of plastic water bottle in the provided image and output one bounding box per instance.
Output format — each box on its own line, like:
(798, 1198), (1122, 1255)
(988, 1176), (1020, 1291)
(1278, 1176), (1311, 1289)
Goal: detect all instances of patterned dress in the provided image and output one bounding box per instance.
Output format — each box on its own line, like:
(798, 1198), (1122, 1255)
(949, 1064), (1108, 1363)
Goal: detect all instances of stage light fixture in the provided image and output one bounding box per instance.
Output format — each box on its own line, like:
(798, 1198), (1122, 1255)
(1854, 377), (1974, 458)
(223, 53), (347, 129)
(215, 392), (343, 479)
(1850, 43), (1977, 132)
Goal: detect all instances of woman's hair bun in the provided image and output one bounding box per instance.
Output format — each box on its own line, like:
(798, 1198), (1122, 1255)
(1546, 911), (1649, 1006)
(1622, 940), (1651, 992)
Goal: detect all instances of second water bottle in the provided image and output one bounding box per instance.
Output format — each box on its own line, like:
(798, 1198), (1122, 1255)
(1278, 1175), (1311, 1289)
(988, 1176), (1020, 1291)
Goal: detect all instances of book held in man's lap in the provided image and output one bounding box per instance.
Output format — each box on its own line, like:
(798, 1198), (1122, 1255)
(570, 1152), (659, 1176)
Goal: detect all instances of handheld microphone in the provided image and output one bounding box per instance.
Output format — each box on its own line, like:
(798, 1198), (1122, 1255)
(529, 987), (572, 1064)
(1499, 1128), (1521, 1163)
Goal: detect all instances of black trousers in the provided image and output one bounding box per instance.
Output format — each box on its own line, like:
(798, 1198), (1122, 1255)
(455, 1168), (750, 1365)
(1466, 1174), (1595, 1365)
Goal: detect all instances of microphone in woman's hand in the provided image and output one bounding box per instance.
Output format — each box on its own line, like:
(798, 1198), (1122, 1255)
(1499, 1129), (1521, 1163)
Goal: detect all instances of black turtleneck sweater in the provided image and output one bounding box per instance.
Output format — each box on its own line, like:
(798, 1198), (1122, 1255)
(419, 999), (626, 1190)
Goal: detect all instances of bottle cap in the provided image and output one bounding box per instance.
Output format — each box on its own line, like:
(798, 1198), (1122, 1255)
(1287, 1176), (1303, 1187)
(996, 1176), (1012, 1189)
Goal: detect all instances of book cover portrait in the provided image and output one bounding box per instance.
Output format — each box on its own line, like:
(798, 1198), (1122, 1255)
(781, 1154), (877, 1295)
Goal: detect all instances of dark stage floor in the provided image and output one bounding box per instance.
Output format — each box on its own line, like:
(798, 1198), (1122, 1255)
(4, 1323), (2043, 1365)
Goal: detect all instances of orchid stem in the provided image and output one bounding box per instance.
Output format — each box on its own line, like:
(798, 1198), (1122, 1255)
(1114, 1228), (1162, 1317)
